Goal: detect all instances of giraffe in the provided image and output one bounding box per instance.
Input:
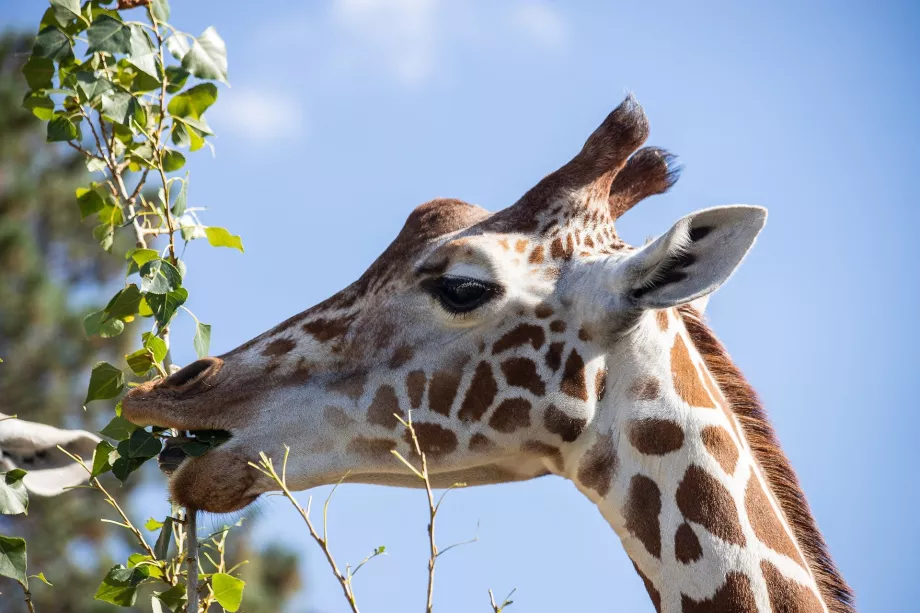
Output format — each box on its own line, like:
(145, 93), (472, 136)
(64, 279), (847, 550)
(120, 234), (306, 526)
(122, 95), (855, 612)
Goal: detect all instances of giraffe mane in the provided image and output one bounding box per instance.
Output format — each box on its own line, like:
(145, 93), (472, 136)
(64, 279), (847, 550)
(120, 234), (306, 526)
(677, 304), (856, 613)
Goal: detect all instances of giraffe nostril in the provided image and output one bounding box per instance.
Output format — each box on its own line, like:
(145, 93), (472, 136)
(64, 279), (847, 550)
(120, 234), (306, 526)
(163, 357), (223, 389)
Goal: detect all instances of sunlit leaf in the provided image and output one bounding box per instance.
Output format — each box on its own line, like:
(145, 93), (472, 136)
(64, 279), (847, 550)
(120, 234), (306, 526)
(193, 322), (211, 359)
(181, 27), (228, 84)
(150, 0), (170, 22)
(167, 83), (217, 119)
(30, 571), (53, 587)
(211, 573), (244, 612)
(205, 227), (244, 252)
(83, 310), (125, 338)
(139, 259), (182, 294)
(76, 185), (106, 219)
(142, 332), (168, 363)
(91, 440), (116, 478)
(47, 115), (80, 142)
(105, 284), (143, 319)
(127, 24), (159, 80)
(161, 149), (185, 172)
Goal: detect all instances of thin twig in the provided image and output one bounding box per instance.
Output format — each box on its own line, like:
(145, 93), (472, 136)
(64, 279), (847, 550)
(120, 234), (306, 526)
(186, 508), (199, 613)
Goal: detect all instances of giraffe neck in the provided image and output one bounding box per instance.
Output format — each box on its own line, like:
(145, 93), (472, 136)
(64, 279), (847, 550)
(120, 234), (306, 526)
(569, 308), (851, 613)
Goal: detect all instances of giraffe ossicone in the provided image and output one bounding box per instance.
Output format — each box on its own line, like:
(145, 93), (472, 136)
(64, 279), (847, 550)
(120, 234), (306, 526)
(123, 95), (854, 613)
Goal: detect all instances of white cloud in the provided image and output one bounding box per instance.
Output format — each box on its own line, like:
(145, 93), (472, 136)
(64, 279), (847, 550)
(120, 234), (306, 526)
(510, 2), (570, 49)
(210, 89), (305, 142)
(330, 0), (439, 85)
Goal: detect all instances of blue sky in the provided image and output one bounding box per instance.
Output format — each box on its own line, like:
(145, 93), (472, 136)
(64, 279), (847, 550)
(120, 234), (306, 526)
(5, 1), (919, 611)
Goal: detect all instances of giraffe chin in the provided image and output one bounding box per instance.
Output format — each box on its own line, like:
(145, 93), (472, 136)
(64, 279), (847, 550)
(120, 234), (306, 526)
(167, 447), (261, 514)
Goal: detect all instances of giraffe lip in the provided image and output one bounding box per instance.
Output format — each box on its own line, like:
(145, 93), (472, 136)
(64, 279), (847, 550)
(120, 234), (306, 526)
(157, 430), (233, 476)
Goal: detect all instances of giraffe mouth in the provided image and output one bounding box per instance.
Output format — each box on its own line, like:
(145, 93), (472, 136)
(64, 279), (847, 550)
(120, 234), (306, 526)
(156, 430), (233, 476)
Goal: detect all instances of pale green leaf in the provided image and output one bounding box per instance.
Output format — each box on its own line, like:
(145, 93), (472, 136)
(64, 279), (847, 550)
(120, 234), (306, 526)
(193, 322), (211, 359)
(0, 470), (29, 516)
(140, 259), (182, 294)
(0, 536), (27, 587)
(91, 440), (116, 478)
(167, 83), (217, 119)
(205, 227), (243, 252)
(181, 27), (228, 84)
(211, 573), (244, 612)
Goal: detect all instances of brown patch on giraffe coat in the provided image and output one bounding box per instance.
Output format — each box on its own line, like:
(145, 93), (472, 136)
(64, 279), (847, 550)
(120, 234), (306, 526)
(514, 239), (528, 253)
(498, 238), (509, 251)
(560, 349), (589, 401)
(324, 406), (354, 429)
(367, 385), (405, 429)
(528, 245), (545, 264)
(701, 425), (739, 474)
(578, 326), (592, 342)
(492, 324), (545, 354)
(327, 372), (367, 400)
(261, 338), (296, 357)
(577, 432), (617, 497)
(671, 335), (716, 408)
(534, 302), (553, 318)
(761, 560), (824, 613)
(468, 433), (494, 451)
(584, 235), (595, 248)
(676, 464), (746, 546)
(681, 572), (757, 613)
(500, 358), (546, 395)
(488, 398), (532, 433)
(406, 423), (458, 458)
(348, 436), (397, 459)
(630, 376), (661, 400)
(545, 342), (564, 372)
(303, 316), (352, 342)
(632, 562), (662, 613)
(745, 470), (805, 566)
(458, 362), (498, 422)
(624, 474), (662, 558)
(549, 319), (566, 333)
(544, 404), (586, 442)
(628, 419), (685, 455)
(521, 440), (564, 472)
(388, 344), (414, 369)
(595, 366), (607, 401)
(656, 310), (669, 331)
(675, 522), (703, 564)
(550, 237), (565, 259)
(428, 370), (462, 416)
(406, 370), (426, 409)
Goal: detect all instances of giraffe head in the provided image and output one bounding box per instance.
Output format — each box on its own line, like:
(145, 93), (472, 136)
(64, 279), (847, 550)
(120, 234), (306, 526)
(122, 95), (765, 514)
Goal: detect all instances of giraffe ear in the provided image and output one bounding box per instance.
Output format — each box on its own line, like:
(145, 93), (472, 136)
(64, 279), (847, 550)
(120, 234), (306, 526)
(618, 206), (767, 309)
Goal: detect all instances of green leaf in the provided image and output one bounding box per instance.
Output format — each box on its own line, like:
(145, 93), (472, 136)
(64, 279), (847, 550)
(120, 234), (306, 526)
(167, 83), (217, 119)
(87, 15), (131, 55)
(100, 415), (137, 441)
(154, 584), (187, 613)
(181, 27), (228, 84)
(211, 573), (244, 612)
(144, 518), (163, 531)
(193, 322), (211, 359)
(171, 178), (187, 216)
(142, 332), (168, 363)
(116, 429), (161, 460)
(100, 88), (142, 126)
(0, 536), (27, 587)
(22, 56), (55, 90)
(125, 347), (155, 376)
(164, 34), (190, 61)
(161, 149), (185, 172)
(30, 571), (53, 586)
(0, 470), (29, 516)
(150, 0), (170, 22)
(75, 71), (115, 103)
(111, 456), (143, 482)
(84, 362), (124, 406)
(153, 516), (173, 560)
(91, 440), (116, 478)
(92, 222), (115, 251)
(83, 310), (125, 338)
(75, 186), (106, 219)
(105, 284), (143, 319)
(22, 93), (55, 120)
(127, 25), (159, 80)
(50, 0), (81, 18)
(33, 26), (73, 62)
(139, 259), (182, 294)
(47, 115), (80, 142)
(205, 227), (244, 252)
(128, 248), (159, 267)
(94, 564), (149, 607)
(146, 288), (188, 328)
(164, 65), (189, 93)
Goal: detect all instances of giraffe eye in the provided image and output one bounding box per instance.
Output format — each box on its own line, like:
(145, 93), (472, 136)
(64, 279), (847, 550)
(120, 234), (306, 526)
(428, 276), (500, 313)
